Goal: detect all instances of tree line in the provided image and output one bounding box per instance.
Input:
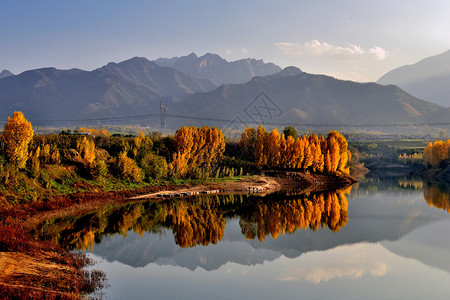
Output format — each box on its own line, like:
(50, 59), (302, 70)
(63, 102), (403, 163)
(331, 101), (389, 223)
(240, 125), (351, 174)
(0, 111), (352, 202)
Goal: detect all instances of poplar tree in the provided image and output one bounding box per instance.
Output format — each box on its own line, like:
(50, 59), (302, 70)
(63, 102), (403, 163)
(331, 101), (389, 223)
(2, 111), (34, 168)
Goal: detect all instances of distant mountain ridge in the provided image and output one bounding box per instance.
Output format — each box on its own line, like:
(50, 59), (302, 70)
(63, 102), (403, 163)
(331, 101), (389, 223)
(0, 57), (216, 121)
(377, 50), (450, 107)
(101, 57), (216, 98)
(0, 70), (13, 79)
(0, 54), (447, 129)
(154, 52), (282, 85)
(170, 66), (443, 128)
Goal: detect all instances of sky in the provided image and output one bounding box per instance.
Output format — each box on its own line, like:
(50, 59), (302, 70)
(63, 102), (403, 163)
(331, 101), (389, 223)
(1, 0), (450, 82)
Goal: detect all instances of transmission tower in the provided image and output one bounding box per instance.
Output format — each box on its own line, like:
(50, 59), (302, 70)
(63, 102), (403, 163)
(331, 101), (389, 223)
(160, 101), (167, 134)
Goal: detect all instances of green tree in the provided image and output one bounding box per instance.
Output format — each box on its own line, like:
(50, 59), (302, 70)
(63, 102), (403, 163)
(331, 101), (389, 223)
(283, 126), (297, 140)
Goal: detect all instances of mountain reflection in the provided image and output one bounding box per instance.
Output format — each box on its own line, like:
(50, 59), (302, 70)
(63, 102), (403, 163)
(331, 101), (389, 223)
(423, 183), (450, 213)
(35, 188), (351, 251)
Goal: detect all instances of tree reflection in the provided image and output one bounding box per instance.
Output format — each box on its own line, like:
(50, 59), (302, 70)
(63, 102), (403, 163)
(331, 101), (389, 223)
(239, 189), (349, 241)
(423, 183), (450, 213)
(35, 188), (351, 250)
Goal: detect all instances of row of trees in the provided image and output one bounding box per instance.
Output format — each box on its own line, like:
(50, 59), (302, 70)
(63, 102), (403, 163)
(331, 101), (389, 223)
(1, 111), (351, 202)
(0, 112), (172, 189)
(240, 126), (350, 174)
(423, 139), (450, 169)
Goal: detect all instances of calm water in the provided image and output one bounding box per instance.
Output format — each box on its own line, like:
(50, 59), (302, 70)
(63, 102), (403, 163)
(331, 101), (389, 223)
(39, 174), (450, 299)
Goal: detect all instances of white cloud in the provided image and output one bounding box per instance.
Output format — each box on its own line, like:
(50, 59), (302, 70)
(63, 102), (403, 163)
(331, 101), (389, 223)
(275, 40), (387, 61)
(368, 46), (387, 60)
(242, 48), (249, 54)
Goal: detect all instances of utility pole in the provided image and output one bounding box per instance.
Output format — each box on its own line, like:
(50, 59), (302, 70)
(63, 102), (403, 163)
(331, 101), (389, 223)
(160, 101), (167, 134)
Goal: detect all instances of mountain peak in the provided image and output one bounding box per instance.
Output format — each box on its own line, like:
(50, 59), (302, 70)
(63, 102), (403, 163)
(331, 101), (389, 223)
(377, 49), (450, 106)
(272, 66), (303, 77)
(154, 52), (282, 85)
(0, 70), (14, 79)
(186, 52), (198, 59)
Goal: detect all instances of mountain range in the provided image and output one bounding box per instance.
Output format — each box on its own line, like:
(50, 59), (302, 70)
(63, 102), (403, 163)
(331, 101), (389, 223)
(0, 57), (216, 121)
(0, 52), (448, 129)
(169, 66), (443, 128)
(154, 52), (282, 85)
(377, 49), (450, 107)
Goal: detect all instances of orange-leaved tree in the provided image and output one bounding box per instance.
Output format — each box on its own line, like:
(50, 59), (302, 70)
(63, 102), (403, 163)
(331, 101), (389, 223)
(2, 111), (34, 168)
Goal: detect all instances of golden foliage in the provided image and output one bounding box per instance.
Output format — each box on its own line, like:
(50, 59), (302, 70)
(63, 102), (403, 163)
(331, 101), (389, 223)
(77, 127), (110, 138)
(76, 136), (96, 167)
(116, 151), (143, 182)
(2, 111), (34, 168)
(169, 126), (225, 177)
(423, 139), (450, 169)
(240, 126), (350, 173)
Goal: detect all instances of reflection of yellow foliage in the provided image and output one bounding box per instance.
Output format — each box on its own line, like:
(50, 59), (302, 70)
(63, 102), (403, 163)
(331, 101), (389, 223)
(117, 206), (143, 237)
(398, 179), (423, 190)
(240, 190), (349, 242)
(41, 188), (351, 251)
(69, 230), (96, 251)
(170, 202), (225, 248)
(424, 184), (450, 213)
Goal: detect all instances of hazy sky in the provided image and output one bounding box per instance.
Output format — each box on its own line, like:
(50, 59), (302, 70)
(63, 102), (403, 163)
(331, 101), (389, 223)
(2, 0), (450, 82)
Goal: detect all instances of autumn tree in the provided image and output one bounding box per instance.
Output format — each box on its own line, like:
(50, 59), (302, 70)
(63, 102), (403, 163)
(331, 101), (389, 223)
(423, 139), (450, 169)
(239, 127), (256, 160)
(169, 126), (225, 178)
(254, 125), (268, 168)
(116, 151), (143, 182)
(2, 111), (34, 168)
(238, 126), (350, 174)
(76, 136), (96, 168)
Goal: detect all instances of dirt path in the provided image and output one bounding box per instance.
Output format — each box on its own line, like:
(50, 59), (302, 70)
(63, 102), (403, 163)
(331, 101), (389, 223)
(130, 175), (280, 200)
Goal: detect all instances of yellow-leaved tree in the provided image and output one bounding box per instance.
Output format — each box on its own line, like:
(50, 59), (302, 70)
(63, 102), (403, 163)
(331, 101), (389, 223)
(2, 111), (34, 168)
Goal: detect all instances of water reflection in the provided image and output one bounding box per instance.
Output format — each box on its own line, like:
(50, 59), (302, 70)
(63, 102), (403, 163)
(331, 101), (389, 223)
(240, 188), (350, 241)
(35, 188), (351, 251)
(423, 183), (450, 213)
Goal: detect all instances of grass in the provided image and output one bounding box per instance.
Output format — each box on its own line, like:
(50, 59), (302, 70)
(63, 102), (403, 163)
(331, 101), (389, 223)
(351, 139), (431, 165)
(0, 162), (247, 204)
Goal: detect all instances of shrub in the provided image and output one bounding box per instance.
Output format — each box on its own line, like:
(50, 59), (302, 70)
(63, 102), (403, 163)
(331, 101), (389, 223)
(138, 153), (168, 181)
(116, 152), (143, 182)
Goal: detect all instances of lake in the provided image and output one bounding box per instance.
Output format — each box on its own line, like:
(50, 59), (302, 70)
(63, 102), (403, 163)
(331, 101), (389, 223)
(39, 173), (450, 299)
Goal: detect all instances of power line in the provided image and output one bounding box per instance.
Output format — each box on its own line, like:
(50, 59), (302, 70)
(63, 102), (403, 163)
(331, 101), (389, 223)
(0, 112), (449, 128)
(164, 113), (450, 128)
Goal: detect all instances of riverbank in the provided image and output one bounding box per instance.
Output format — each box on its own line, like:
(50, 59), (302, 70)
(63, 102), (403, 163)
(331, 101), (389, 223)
(0, 171), (356, 299)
